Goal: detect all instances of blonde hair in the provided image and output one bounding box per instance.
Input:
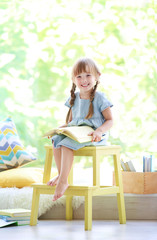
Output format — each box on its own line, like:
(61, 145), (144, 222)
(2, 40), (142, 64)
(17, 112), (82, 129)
(66, 57), (101, 124)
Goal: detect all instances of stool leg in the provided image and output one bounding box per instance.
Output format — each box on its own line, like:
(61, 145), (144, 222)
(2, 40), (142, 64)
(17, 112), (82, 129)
(66, 196), (73, 220)
(113, 153), (126, 224)
(43, 147), (53, 184)
(93, 152), (100, 186)
(30, 188), (40, 226)
(66, 166), (73, 220)
(84, 191), (92, 230)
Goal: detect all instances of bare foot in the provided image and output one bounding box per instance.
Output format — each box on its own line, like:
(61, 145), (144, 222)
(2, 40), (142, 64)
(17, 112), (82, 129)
(53, 180), (69, 201)
(47, 175), (59, 186)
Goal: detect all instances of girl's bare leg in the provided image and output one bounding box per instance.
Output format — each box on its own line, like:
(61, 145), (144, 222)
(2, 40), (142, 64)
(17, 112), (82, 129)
(47, 144), (61, 186)
(53, 146), (73, 201)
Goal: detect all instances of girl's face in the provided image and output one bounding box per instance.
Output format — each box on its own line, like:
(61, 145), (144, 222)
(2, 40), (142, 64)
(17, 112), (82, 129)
(74, 71), (97, 96)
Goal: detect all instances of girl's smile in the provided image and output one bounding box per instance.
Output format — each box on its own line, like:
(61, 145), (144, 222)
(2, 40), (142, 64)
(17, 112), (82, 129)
(81, 83), (90, 87)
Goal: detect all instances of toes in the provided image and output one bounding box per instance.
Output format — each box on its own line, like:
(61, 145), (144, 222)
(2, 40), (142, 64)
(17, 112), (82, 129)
(53, 193), (62, 201)
(47, 176), (59, 186)
(47, 181), (53, 186)
(52, 192), (58, 201)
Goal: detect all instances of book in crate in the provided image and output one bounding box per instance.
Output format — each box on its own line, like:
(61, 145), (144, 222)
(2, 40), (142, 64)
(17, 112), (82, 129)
(120, 160), (136, 172)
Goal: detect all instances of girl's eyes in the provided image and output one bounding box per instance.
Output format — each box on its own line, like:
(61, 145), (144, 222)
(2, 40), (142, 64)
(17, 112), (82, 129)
(76, 74), (91, 78)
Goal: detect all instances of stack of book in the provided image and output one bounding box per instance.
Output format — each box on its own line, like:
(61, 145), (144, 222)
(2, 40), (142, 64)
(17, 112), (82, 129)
(0, 208), (31, 228)
(121, 160), (136, 172)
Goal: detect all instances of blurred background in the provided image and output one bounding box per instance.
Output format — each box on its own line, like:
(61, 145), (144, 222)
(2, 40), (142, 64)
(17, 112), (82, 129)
(0, 0), (156, 172)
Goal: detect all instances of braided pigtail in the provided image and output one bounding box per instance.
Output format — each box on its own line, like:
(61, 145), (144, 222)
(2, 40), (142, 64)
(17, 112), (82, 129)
(85, 81), (98, 119)
(66, 83), (76, 124)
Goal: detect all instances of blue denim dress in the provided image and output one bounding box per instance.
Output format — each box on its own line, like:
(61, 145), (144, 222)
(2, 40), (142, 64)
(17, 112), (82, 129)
(52, 91), (113, 150)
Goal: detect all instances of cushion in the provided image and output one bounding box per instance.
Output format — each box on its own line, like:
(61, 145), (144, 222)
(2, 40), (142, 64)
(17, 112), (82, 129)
(0, 117), (36, 171)
(0, 168), (44, 188)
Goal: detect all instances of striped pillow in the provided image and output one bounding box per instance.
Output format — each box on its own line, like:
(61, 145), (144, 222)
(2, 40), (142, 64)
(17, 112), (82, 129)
(0, 117), (36, 172)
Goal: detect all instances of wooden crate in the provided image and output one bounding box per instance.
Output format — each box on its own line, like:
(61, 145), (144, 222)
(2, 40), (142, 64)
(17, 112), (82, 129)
(113, 172), (157, 194)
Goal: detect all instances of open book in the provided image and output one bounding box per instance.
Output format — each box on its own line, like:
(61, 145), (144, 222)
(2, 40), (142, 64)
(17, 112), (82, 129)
(0, 219), (18, 228)
(43, 126), (105, 143)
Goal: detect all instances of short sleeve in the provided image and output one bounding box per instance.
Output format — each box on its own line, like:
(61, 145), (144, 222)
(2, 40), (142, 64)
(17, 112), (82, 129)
(98, 92), (113, 112)
(64, 96), (71, 108)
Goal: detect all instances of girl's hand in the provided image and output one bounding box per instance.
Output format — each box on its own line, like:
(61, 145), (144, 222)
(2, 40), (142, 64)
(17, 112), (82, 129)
(88, 129), (102, 142)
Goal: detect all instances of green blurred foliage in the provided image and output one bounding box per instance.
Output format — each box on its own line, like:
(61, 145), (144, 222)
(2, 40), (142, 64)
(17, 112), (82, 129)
(0, 0), (156, 167)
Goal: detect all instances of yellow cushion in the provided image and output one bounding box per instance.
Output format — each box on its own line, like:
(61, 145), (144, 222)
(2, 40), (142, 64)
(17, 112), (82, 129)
(0, 168), (44, 188)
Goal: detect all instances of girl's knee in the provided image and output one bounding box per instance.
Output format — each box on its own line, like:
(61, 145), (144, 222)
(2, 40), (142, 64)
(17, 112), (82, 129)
(61, 146), (73, 152)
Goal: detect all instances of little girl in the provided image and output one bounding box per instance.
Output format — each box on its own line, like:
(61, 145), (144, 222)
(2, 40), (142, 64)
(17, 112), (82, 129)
(47, 57), (113, 201)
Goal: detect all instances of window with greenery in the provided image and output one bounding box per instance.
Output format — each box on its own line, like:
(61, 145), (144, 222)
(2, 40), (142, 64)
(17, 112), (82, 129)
(0, 0), (156, 170)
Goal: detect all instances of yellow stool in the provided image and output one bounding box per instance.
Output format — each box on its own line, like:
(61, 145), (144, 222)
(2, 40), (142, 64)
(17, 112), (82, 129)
(30, 145), (126, 230)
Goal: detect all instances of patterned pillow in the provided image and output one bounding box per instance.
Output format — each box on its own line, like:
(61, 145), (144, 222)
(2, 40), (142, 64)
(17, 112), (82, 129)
(0, 117), (36, 172)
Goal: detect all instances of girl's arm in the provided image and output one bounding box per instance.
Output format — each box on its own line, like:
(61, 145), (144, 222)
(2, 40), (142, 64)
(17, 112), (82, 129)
(89, 107), (113, 142)
(68, 108), (73, 123)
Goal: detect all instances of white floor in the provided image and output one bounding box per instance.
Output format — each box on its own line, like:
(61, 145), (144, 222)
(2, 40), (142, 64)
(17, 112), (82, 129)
(1, 220), (157, 240)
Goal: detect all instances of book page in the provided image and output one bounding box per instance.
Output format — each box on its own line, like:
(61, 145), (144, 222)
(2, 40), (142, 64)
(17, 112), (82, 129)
(58, 126), (94, 143)
(42, 128), (59, 138)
